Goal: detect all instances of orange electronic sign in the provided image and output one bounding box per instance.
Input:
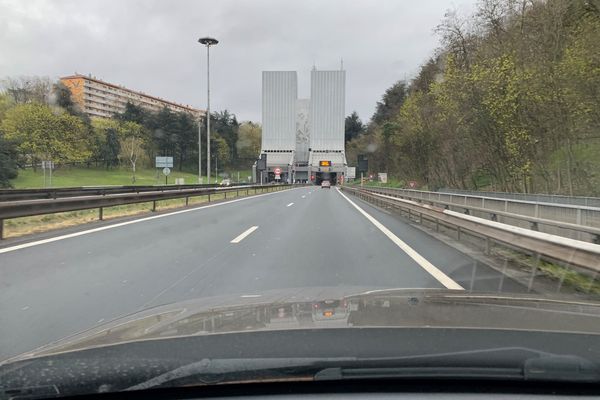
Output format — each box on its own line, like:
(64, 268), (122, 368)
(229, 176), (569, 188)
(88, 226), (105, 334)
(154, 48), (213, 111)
(319, 160), (331, 167)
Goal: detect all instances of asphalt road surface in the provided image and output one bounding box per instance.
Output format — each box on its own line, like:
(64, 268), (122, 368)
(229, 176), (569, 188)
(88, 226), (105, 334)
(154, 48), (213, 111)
(0, 186), (527, 361)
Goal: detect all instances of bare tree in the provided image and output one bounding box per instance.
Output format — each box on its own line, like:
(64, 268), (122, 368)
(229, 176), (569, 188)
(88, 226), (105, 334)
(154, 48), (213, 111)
(1, 76), (53, 104)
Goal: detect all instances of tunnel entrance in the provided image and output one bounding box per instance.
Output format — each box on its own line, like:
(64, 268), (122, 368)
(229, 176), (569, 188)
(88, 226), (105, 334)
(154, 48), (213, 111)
(314, 172), (338, 186)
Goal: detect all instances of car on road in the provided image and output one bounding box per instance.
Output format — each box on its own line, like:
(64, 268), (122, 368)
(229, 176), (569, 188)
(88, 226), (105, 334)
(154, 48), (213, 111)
(3, 288), (600, 398)
(321, 180), (331, 188)
(220, 178), (231, 186)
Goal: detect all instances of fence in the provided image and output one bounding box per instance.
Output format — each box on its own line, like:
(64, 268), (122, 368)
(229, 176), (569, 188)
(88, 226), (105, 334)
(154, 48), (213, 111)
(0, 184), (292, 240)
(359, 186), (600, 243)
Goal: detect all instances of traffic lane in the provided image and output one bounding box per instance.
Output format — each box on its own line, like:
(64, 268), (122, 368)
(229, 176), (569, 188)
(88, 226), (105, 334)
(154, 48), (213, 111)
(344, 190), (528, 293)
(0, 187), (305, 361)
(1, 186), (304, 289)
(143, 184), (449, 307)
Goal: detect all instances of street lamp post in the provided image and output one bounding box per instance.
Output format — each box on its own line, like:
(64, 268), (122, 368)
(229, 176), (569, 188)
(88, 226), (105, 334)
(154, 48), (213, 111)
(198, 116), (202, 184)
(198, 36), (218, 185)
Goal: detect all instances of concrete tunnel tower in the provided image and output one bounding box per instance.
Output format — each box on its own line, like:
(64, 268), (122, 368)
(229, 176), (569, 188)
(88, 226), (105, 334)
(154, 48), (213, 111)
(255, 67), (347, 184)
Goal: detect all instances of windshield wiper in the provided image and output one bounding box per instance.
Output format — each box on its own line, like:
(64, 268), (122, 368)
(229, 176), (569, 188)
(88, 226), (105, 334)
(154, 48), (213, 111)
(125, 347), (600, 391)
(315, 355), (600, 383)
(126, 357), (357, 390)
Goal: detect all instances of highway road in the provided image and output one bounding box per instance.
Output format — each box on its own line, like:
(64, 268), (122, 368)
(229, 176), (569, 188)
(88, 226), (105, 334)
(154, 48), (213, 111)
(0, 186), (527, 361)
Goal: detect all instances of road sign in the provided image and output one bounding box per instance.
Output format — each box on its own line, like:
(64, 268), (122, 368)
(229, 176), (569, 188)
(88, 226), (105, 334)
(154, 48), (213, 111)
(409, 180), (417, 188)
(357, 155), (368, 173)
(378, 173), (388, 183)
(257, 154), (267, 171)
(274, 167), (282, 175)
(155, 156), (173, 168)
(162, 167), (171, 176)
(346, 167), (356, 179)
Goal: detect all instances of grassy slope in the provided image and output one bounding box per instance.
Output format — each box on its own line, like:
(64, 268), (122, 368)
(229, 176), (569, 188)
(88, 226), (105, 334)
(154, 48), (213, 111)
(10, 167), (252, 188)
(4, 166), (254, 238)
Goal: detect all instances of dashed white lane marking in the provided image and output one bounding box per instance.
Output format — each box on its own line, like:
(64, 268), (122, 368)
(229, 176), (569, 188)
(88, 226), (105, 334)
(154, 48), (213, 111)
(301, 195), (306, 198)
(240, 294), (262, 298)
(0, 188), (293, 254)
(336, 188), (464, 290)
(286, 202), (294, 207)
(230, 226), (259, 244)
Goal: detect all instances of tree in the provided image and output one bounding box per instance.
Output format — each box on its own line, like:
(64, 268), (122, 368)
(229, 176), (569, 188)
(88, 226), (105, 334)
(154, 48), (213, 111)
(118, 121), (145, 183)
(371, 81), (408, 125)
(212, 135), (230, 169)
(0, 93), (14, 120)
(358, 0), (600, 195)
(345, 111), (365, 143)
(1, 103), (91, 168)
(212, 110), (239, 167)
(117, 102), (151, 125)
(173, 112), (198, 171)
(1, 76), (53, 104)
(0, 135), (18, 187)
(151, 106), (178, 157)
(52, 81), (85, 118)
(236, 121), (261, 162)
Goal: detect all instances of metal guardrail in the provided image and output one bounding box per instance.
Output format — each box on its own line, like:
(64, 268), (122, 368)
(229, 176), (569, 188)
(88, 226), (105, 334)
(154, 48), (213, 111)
(440, 188), (600, 208)
(0, 184), (292, 240)
(359, 186), (600, 243)
(0, 183), (246, 202)
(342, 186), (600, 274)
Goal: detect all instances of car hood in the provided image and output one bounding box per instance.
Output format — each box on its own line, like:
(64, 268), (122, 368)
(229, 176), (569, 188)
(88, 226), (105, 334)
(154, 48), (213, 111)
(5, 286), (600, 364)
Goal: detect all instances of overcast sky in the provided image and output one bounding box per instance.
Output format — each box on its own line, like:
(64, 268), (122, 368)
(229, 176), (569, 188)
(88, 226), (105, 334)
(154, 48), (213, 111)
(0, 0), (477, 122)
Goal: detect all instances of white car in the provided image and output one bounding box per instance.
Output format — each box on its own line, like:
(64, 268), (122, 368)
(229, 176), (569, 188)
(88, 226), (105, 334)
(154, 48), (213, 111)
(220, 179), (231, 186)
(321, 180), (331, 189)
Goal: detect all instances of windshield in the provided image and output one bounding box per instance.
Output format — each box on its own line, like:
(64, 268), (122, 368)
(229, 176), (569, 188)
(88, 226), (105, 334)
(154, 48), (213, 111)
(1, 0), (600, 397)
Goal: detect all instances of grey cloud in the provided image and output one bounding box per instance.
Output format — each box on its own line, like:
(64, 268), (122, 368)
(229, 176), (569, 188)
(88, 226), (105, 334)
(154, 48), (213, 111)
(0, 0), (477, 122)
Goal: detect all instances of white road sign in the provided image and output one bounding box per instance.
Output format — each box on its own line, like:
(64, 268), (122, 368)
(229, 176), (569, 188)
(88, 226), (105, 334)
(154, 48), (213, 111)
(156, 156), (173, 168)
(162, 167), (171, 176)
(346, 167), (356, 179)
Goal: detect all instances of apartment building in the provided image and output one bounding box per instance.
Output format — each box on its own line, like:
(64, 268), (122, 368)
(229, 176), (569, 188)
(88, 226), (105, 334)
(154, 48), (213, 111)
(60, 74), (204, 119)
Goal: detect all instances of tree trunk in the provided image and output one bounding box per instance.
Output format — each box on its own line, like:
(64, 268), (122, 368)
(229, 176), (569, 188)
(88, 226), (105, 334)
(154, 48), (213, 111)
(566, 140), (574, 196)
(130, 137), (137, 184)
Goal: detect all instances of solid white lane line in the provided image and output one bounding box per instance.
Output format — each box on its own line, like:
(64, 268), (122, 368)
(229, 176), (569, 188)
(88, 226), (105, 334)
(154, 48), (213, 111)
(0, 189), (295, 254)
(286, 202), (294, 207)
(230, 226), (259, 244)
(336, 188), (464, 290)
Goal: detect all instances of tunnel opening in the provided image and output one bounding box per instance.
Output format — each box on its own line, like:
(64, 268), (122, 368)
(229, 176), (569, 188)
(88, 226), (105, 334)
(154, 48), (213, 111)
(314, 172), (337, 186)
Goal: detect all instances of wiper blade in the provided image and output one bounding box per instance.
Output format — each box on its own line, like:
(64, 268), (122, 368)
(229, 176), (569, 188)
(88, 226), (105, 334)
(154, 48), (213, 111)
(126, 347), (600, 391)
(315, 355), (600, 383)
(315, 366), (522, 381)
(126, 357), (356, 391)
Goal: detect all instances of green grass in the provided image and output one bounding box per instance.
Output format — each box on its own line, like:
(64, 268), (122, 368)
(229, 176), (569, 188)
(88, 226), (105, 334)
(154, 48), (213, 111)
(3, 166), (260, 238)
(9, 167), (253, 188)
(349, 178), (408, 189)
(493, 247), (600, 295)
